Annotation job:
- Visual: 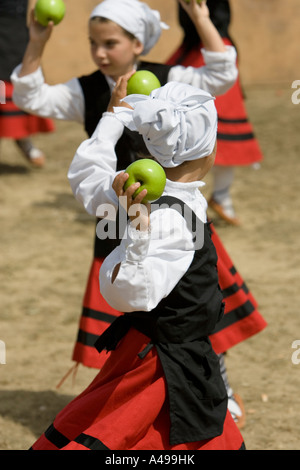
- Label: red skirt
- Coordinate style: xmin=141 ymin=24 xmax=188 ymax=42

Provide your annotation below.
xmin=0 ymin=81 xmax=54 ymax=139
xmin=32 ymin=329 xmax=245 ymax=450
xmin=72 ymin=222 xmax=267 ymax=369
xmin=166 ymin=39 xmax=263 ymax=166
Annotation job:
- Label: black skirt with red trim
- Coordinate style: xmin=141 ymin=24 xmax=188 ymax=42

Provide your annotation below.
xmin=71 ymin=222 xmax=267 ymax=369
xmin=166 ymin=38 xmax=264 ymax=166
xmin=32 ymin=328 xmax=245 ymax=450
xmin=0 ymin=81 xmax=54 ymax=139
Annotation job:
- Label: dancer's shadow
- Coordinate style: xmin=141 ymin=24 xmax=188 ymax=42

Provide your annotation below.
xmin=33 ymin=191 xmax=95 ymax=224
xmin=0 ymin=389 xmax=75 ymax=439
xmin=0 ymin=162 xmax=30 ymax=175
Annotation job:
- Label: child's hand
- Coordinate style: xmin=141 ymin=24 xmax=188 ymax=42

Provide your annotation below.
xmin=177 ymin=0 xmax=210 ymax=22
xmin=112 ymin=172 xmax=150 ymax=231
xmin=107 ymin=70 xmax=136 ymax=112
xmin=28 ymin=8 xmax=54 ymax=44
xmin=178 ymin=0 xmax=226 ymax=52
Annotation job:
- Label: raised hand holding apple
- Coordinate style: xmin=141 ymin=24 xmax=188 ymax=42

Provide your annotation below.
xmin=112 ymin=170 xmax=150 ymax=233
xmin=34 ymin=0 xmax=66 ymax=27
xmin=123 ymin=159 xmax=166 ymax=204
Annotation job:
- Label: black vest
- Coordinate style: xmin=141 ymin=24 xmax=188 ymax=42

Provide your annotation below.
xmin=78 ymin=62 xmax=172 ymax=258
xmin=95 ymin=196 xmax=227 ymax=445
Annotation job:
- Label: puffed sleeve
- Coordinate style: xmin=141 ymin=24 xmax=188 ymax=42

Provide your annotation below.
xmin=99 ymin=207 xmax=195 ymax=312
xmin=11 ymin=65 xmax=85 ymax=123
xmin=68 ymin=112 xmax=124 ymax=215
xmin=168 ymin=45 xmax=238 ymax=96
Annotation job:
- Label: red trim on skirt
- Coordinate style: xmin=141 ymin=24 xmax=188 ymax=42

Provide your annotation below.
xmin=166 ymin=39 xmax=263 ymax=166
xmin=71 ymin=223 xmax=267 ymax=369
xmin=209 ymin=224 xmax=267 ymax=353
xmin=0 ymin=81 xmax=54 ymax=139
xmin=33 ymin=329 xmax=244 ymax=450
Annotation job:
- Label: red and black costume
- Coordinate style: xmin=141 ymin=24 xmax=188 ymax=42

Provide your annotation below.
xmin=31 ymin=198 xmax=245 ymax=450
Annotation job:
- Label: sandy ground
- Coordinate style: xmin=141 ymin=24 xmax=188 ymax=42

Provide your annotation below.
xmin=1 ymin=84 xmax=299 ymax=451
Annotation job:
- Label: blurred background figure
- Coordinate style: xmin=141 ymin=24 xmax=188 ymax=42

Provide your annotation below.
xmin=166 ymin=0 xmax=267 ymax=427
xmin=167 ymin=0 xmax=263 ymax=225
xmin=0 ymin=0 xmax=54 ymax=168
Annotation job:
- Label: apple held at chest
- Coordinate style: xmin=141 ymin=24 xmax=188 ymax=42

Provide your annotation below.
xmin=127 ymin=71 xmax=161 ymax=96
xmin=123 ymin=159 xmax=166 ymax=204
xmin=35 ymin=0 xmax=66 ymax=27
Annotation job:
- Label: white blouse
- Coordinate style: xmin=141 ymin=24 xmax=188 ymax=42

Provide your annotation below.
xmin=10 ymin=46 xmax=237 ymax=122
xmin=99 ymin=180 xmax=207 ymax=313
xmin=68 ymin=112 xmax=208 ymax=313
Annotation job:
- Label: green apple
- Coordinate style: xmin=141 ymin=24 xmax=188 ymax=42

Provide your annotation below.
xmin=184 ymin=0 xmax=203 ymax=4
xmin=127 ymin=71 xmax=161 ymax=96
xmin=35 ymin=0 xmax=66 ymax=27
xmin=123 ymin=159 xmax=166 ymax=204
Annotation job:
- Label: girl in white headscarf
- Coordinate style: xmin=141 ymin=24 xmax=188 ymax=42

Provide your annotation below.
xmin=12 ymin=0 xmax=237 ymax=124
xmin=10 ymin=0 xmax=240 ymax=374
xmin=31 ymin=76 xmax=245 ymax=450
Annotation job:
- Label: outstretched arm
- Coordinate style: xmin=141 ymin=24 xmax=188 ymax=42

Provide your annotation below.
xmin=68 ymin=72 xmax=136 ymax=215
xmin=169 ymin=1 xmax=237 ymax=96
xmin=11 ymin=9 xmax=84 ymax=122
xmin=18 ymin=9 xmax=54 ymax=77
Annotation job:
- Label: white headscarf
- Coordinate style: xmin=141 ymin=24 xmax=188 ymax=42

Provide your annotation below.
xmin=90 ymin=0 xmax=169 ymax=55
xmin=113 ymin=82 xmax=218 ymax=168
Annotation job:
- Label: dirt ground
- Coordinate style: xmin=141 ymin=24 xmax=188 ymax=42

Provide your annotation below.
xmin=1 ymin=1 xmax=300 ymax=452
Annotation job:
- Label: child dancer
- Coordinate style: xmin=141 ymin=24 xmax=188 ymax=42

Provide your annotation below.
xmin=166 ymin=1 xmax=266 ymax=425
xmin=167 ymin=1 xmax=264 ymax=224
xmin=31 ymin=77 xmax=245 ymax=450
xmin=0 ymin=0 xmax=54 ymax=167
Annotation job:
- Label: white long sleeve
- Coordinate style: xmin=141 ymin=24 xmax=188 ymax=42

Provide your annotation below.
xmin=11 ymin=65 xmax=85 ymax=123
xmin=99 ymin=183 xmax=206 ymax=312
xmin=168 ymin=46 xmax=237 ymax=96
xmin=68 ymin=112 xmax=124 ymax=215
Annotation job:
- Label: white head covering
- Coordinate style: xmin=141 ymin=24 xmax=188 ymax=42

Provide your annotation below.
xmin=113 ymin=82 xmax=218 ymax=168
xmin=90 ymin=0 xmax=169 ymax=55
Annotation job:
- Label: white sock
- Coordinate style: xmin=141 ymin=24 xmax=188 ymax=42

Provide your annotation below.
xmin=211 ymin=166 xmax=235 ymax=218
xmin=218 ymin=354 xmax=243 ymax=420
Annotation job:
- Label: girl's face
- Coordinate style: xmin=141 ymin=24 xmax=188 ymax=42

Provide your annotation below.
xmin=89 ymin=20 xmax=144 ymax=82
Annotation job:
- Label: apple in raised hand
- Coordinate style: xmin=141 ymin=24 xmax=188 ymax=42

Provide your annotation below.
xmin=127 ymin=71 xmax=161 ymax=96
xmin=123 ymin=159 xmax=166 ymax=204
xmin=35 ymin=0 xmax=66 ymax=27
xmin=184 ymin=0 xmax=203 ymax=4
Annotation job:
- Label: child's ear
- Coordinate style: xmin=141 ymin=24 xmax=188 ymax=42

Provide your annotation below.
xmin=134 ymin=39 xmax=144 ymax=56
